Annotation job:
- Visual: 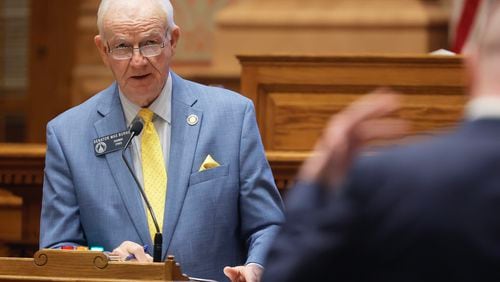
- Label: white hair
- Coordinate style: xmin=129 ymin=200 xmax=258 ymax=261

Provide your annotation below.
xmin=97 ymin=0 xmax=175 ymax=37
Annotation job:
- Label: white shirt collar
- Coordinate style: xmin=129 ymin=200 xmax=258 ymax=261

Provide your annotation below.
xmin=119 ymin=73 xmax=172 ymax=126
xmin=465 ymin=96 xmax=500 ymax=120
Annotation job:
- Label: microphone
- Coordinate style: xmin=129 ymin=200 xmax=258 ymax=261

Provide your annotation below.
xmin=121 ymin=116 xmax=163 ymax=262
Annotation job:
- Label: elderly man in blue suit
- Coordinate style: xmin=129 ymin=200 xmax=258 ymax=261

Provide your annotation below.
xmin=263 ymin=3 xmax=500 ymax=282
xmin=39 ymin=1 xmax=284 ymax=281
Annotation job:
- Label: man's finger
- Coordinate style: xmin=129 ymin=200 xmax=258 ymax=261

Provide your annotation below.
xmin=224 ymin=266 xmax=240 ymax=281
xmin=124 ymin=243 xmax=149 ymax=262
xmin=111 ymin=241 xmax=136 ymax=258
xmin=111 ymin=241 xmax=149 ymax=262
xmin=110 ymin=248 xmax=127 ymax=258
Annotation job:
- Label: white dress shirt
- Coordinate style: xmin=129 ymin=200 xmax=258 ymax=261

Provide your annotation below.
xmin=465 ymin=96 xmax=500 ymax=120
xmin=118 ymin=74 xmax=172 ymax=189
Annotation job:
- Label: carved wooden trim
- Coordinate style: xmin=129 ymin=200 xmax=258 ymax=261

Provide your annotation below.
xmin=0 ymin=249 xmax=190 ymax=281
xmin=0 ymin=143 xmax=45 ymax=187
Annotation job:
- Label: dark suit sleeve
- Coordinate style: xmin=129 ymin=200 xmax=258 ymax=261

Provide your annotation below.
xmin=238 ymin=100 xmax=285 ymax=266
xmin=39 ymin=123 xmax=86 ymax=248
xmin=262 ymin=178 xmax=366 ymax=282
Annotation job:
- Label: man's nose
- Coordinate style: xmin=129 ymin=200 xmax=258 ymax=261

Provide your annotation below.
xmin=130 ymin=48 xmax=147 ymax=66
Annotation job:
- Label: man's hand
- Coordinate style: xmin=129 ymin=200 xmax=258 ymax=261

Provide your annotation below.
xmin=299 ymin=90 xmax=408 ymax=187
xmin=224 ymin=264 xmax=263 ymax=282
xmin=110 ymin=241 xmax=152 ymax=262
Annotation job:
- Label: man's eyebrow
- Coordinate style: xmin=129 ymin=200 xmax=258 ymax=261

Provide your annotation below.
xmin=107 ymin=31 xmax=164 ymax=43
xmin=141 ymin=32 xmax=163 ymax=38
xmin=108 ymin=35 xmax=129 ymax=43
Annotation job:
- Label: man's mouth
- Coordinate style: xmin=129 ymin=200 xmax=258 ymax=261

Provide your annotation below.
xmin=130 ymin=74 xmax=151 ymax=80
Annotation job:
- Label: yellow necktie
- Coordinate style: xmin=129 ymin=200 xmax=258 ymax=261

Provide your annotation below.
xmin=138 ymin=109 xmax=167 ymax=240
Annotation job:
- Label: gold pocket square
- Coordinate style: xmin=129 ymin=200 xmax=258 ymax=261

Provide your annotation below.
xmin=199 ymin=154 xmax=220 ymax=172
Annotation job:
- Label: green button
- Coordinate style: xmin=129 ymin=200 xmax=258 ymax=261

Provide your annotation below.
xmin=90 ymin=246 xmax=104 ymax=251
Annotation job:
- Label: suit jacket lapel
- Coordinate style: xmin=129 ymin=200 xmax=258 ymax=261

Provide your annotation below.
xmin=93 ymin=84 xmax=152 ymax=247
xmin=163 ymin=73 xmax=202 ymax=257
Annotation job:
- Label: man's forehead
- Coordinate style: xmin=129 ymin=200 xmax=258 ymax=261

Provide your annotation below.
xmin=103 ymin=15 xmax=166 ymax=39
xmin=105 ymin=0 xmax=162 ymax=16
xmin=102 ymin=1 xmax=167 ymax=32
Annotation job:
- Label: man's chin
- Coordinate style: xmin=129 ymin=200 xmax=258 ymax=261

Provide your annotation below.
xmin=122 ymin=88 xmax=160 ymax=107
xmin=127 ymin=77 xmax=153 ymax=87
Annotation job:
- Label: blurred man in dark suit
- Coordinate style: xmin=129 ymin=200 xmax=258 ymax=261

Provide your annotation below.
xmin=263 ymin=2 xmax=500 ymax=282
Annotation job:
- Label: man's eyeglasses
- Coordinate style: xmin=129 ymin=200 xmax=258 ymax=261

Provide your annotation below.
xmin=107 ymin=41 xmax=167 ymax=60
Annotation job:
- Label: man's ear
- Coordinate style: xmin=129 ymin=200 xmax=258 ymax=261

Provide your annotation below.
xmin=94 ymin=35 xmax=110 ymax=67
xmin=168 ymin=25 xmax=181 ymax=55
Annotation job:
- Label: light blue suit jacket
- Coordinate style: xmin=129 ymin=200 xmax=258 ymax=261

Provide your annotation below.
xmin=40 ymin=72 xmax=284 ymax=281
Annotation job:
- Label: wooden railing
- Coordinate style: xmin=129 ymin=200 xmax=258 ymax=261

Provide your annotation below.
xmin=0 ymin=143 xmax=303 ymax=256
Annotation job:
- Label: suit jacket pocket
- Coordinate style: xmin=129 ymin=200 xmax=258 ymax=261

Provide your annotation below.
xmin=189 ymin=164 xmax=229 ymax=186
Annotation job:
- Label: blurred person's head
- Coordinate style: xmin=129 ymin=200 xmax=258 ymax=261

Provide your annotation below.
xmin=94 ymin=0 xmax=180 ymax=107
xmin=468 ymin=1 xmax=500 ymax=98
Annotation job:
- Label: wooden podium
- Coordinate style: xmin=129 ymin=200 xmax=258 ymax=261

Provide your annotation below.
xmin=0 ymin=249 xmax=190 ymax=281
xmin=239 ymin=54 xmax=467 ymax=191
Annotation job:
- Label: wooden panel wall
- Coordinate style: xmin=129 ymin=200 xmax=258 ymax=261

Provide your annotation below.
xmin=240 ymin=55 xmax=468 ymax=152
xmin=71 ymin=0 xmax=113 ymax=108
xmin=27 ymin=0 xmax=78 ymax=143
xmin=213 ymin=0 xmax=450 ymax=75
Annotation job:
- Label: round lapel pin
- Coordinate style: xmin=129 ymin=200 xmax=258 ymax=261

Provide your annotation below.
xmin=187 ymin=114 xmax=199 ymax=126
xmin=95 ymin=142 xmax=107 ymax=154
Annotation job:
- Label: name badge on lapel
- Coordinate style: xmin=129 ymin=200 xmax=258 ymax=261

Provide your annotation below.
xmin=93 ymin=130 xmax=131 ymax=156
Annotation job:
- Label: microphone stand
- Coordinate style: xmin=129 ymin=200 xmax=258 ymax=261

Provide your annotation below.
xmin=121 ymin=122 xmax=163 ymax=262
